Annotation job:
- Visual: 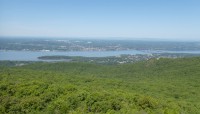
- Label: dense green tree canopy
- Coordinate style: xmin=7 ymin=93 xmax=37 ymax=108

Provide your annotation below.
xmin=0 ymin=57 xmax=200 ymax=113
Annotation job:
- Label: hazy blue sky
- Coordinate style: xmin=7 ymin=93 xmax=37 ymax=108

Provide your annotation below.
xmin=0 ymin=0 xmax=200 ymax=40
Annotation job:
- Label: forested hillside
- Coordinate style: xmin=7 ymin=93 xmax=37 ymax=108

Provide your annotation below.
xmin=0 ymin=57 xmax=200 ymax=114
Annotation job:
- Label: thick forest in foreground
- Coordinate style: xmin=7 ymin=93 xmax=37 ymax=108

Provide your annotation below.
xmin=0 ymin=57 xmax=200 ymax=114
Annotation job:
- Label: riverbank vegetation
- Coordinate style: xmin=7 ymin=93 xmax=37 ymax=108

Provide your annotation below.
xmin=0 ymin=57 xmax=200 ymax=113
xmin=38 ymin=53 xmax=200 ymax=64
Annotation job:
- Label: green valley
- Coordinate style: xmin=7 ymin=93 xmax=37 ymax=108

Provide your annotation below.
xmin=0 ymin=57 xmax=200 ymax=114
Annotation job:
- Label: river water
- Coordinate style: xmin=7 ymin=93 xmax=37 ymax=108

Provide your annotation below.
xmin=0 ymin=50 xmax=200 ymax=61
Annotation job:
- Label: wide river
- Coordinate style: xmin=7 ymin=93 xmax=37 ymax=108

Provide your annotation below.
xmin=1 ymin=50 xmax=200 ymax=61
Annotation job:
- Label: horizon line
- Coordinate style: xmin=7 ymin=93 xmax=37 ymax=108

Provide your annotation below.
xmin=0 ymin=36 xmax=200 ymax=42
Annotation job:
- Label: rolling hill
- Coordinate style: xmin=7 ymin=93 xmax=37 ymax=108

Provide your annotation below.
xmin=0 ymin=57 xmax=200 ymax=113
